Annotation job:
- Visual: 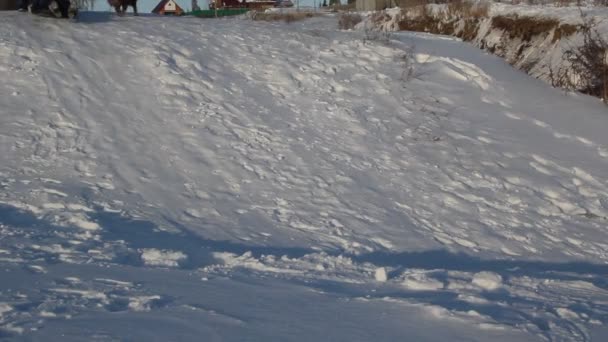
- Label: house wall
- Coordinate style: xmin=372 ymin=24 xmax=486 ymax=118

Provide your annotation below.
xmin=165 ymin=0 xmax=176 ymax=11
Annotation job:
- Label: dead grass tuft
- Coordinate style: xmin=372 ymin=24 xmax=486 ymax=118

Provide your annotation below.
xmin=552 ymin=23 xmax=578 ymax=42
xmin=491 ymin=15 xmax=560 ymax=41
xmin=446 ymin=0 xmax=489 ymax=20
xmin=457 ymin=19 xmax=480 ymax=41
xmin=399 ymin=5 xmax=455 ymax=36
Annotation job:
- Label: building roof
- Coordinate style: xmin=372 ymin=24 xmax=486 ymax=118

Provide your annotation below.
xmin=152 ymin=0 xmax=184 ymax=13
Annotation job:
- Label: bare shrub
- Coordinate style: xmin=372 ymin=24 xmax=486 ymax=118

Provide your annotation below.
xmin=550 ymin=14 xmax=608 ymax=101
xmin=338 ymin=13 xmax=363 ymax=30
xmin=548 ymin=63 xmax=571 ymax=89
xmin=363 ymin=27 xmax=393 ymax=45
xmin=564 ymin=16 xmax=608 ymax=100
xmin=397 ymin=47 xmax=416 ymax=82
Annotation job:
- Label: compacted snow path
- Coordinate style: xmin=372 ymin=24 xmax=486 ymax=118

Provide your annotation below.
xmin=1 ymin=12 xmax=608 ymax=341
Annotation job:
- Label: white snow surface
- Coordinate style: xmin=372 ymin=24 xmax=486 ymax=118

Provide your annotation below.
xmin=1 ymin=11 xmax=608 ymax=341
xmin=140 ymin=248 xmax=187 ymax=267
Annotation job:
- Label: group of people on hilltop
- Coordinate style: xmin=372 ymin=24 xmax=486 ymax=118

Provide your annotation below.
xmin=17 ymin=0 xmax=76 ymax=18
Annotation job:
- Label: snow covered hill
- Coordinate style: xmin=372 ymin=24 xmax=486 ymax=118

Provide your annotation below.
xmin=1 ymin=11 xmax=608 ymax=341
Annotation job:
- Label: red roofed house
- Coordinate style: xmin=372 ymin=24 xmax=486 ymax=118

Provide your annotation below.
xmin=152 ymin=0 xmax=185 ymax=15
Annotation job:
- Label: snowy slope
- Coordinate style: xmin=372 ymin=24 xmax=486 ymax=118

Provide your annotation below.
xmin=1 ymin=11 xmax=608 ymax=341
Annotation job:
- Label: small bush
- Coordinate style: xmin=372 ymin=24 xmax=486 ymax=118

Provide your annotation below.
xmin=338 ymin=13 xmax=363 ymax=30
xmin=363 ymin=27 xmax=393 ymax=45
xmin=564 ymin=17 xmax=608 ymax=100
xmin=397 ymin=48 xmax=416 ymax=82
xmin=550 ymin=14 xmax=608 ymax=102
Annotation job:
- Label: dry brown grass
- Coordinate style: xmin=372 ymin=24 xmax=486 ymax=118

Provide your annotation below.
xmin=399 ymin=5 xmax=456 ymax=35
xmin=491 ymin=15 xmax=560 ymax=41
xmin=398 ymin=4 xmax=574 ymax=45
xmin=399 ymin=17 xmax=456 ymax=36
xmin=552 ymin=23 xmax=578 ymax=42
xmin=396 ymin=1 xmax=487 ymax=38
xmin=457 ymin=19 xmax=480 ymax=41
xmin=446 ymin=0 xmax=489 ymax=20
xmin=251 ymin=11 xmax=320 ymax=23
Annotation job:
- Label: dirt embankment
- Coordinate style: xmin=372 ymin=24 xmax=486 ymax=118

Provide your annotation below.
xmin=363 ymin=4 xmax=595 ymax=95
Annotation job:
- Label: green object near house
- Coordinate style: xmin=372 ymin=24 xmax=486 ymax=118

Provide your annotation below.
xmin=189 ymin=8 xmax=250 ymax=18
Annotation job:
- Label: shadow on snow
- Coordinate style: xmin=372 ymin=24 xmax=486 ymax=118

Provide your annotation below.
xmin=1 ymin=203 xmax=607 ymax=278
xmin=1 ymin=203 xmax=605 ymax=340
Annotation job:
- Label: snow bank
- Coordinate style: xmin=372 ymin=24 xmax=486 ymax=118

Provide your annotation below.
xmin=128 ymin=296 xmax=162 ymax=312
xmin=0 ymin=303 xmax=12 ymax=316
xmin=140 ymin=249 xmax=187 ymax=267
xmin=400 ymin=270 xmax=445 ymax=291
xmin=360 ymin=3 xmax=608 ymax=95
xmin=374 ymin=267 xmax=388 ymax=282
xmin=471 ymin=271 xmax=503 ymax=291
